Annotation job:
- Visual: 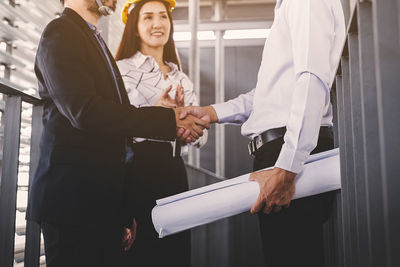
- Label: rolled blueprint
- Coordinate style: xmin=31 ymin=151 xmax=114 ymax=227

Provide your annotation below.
xmin=152 ymin=149 xmax=341 ymax=238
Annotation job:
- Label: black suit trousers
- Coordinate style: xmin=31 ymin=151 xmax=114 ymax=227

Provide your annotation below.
xmin=253 ymin=135 xmax=334 ymax=267
xmin=41 ymin=223 xmax=124 ymax=267
xmin=123 ymin=141 xmax=191 ymax=267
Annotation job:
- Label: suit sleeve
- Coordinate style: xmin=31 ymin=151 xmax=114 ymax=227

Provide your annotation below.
xmin=36 ymin=19 xmax=176 ymax=141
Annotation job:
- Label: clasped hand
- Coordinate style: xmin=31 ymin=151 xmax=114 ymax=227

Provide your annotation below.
xmin=155 ymin=86 xmax=212 ymax=143
xmin=174 ymin=106 xmax=218 ymax=143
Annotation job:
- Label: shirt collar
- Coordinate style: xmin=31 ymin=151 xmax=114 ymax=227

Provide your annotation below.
xmin=86 ymin=21 xmax=102 ymax=36
xmin=132 ymin=51 xmax=153 ymax=71
xmin=129 ymin=51 xmax=179 ymax=75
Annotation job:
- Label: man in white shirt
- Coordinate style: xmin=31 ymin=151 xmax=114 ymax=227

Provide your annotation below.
xmin=181 ymin=0 xmax=346 ymax=266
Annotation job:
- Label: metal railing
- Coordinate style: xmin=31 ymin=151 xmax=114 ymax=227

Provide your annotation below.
xmin=0 ymin=81 xmax=43 ymax=267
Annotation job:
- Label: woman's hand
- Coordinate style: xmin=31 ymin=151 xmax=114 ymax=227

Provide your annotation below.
xmin=156 ymin=85 xmax=185 ymax=108
xmin=175 ymin=84 xmax=185 ymax=107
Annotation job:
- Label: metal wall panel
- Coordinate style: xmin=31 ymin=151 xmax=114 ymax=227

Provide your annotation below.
xmin=332 ymin=2 xmax=400 ymax=266
xmin=357 ymin=2 xmax=387 ymax=266
xmin=371 ymin=0 xmax=400 ymax=266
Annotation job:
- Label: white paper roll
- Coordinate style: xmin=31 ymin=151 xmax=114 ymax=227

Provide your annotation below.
xmin=152 ymin=149 xmax=341 ymax=238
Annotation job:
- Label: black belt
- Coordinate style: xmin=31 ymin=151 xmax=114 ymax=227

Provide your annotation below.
xmin=132 ymin=140 xmax=181 ymax=158
xmin=248 ymin=126 xmax=333 ymax=156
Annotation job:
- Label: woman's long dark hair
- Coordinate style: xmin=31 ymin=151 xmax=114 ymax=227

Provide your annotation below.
xmin=115 ymin=0 xmax=180 ymax=70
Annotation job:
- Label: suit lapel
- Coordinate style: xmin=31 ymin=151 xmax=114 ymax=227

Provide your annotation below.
xmin=62 ymin=8 xmax=130 ymax=105
xmin=103 ymin=44 xmax=131 ymax=105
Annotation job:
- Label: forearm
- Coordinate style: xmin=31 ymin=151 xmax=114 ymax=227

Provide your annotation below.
xmin=211 ymin=89 xmax=255 ymax=125
xmin=275 ymin=73 xmax=329 ymax=173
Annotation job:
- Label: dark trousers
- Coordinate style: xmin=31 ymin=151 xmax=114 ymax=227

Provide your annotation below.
xmin=253 ymin=135 xmax=334 ymax=267
xmin=41 ymin=222 xmax=124 ymax=267
xmin=123 ymin=141 xmax=191 ymax=267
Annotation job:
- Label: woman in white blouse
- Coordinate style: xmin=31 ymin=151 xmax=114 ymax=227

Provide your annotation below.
xmin=115 ymin=0 xmax=206 ymax=266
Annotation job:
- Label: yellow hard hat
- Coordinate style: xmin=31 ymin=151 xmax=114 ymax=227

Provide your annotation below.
xmin=122 ymin=0 xmax=176 ymax=24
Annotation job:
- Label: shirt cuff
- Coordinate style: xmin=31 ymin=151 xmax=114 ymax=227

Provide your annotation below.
xmin=211 ymin=103 xmax=233 ymax=124
xmin=274 ymin=144 xmax=309 ymax=174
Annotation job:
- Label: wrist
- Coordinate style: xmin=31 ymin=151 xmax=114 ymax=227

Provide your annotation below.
xmin=275 ymin=167 xmax=296 ymax=182
xmin=173 ymin=107 xmax=182 ymax=127
xmin=205 ymin=106 xmax=219 ymax=123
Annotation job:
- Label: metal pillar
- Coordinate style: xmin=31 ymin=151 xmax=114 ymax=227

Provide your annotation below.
xmin=214 ymin=0 xmax=225 ymax=177
xmin=188 ymin=0 xmax=200 ymax=167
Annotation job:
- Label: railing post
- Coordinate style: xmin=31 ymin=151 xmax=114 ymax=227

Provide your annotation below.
xmin=372 ymin=0 xmax=400 ymax=265
xmin=0 ymin=95 xmax=22 ymax=267
xmin=358 ymin=1 xmax=387 ymax=266
xmin=332 ymin=71 xmax=346 ymax=266
xmin=335 ymin=71 xmax=348 ymax=267
xmin=24 ymin=105 xmax=43 ymax=267
xmin=342 ymin=41 xmax=360 ymax=267
xmin=348 ymin=7 xmax=372 ymax=267
xmin=331 ymin=82 xmax=339 ymax=149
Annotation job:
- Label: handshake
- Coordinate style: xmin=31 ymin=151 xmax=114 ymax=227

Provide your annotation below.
xmin=173 ymin=106 xmax=219 ymax=143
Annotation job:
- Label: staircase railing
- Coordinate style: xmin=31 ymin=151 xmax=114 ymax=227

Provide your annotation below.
xmin=0 ymin=81 xmax=43 ymax=267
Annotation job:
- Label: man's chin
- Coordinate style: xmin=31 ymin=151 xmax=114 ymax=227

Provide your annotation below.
xmin=109 ymin=3 xmax=117 ymax=12
xmin=107 ymin=1 xmax=117 ymax=12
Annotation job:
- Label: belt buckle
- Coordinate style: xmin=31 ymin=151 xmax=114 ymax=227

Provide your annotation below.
xmin=248 ymin=137 xmax=258 ymax=156
xmin=249 ymin=135 xmax=264 ymax=156
xmin=248 ymin=141 xmax=253 ymax=156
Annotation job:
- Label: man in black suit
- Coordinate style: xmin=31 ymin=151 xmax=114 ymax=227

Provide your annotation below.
xmin=26 ymin=0 xmax=208 ymax=266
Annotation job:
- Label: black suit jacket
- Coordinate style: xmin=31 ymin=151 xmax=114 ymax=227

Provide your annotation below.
xmin=26 ymin=8 xmax=176 ymax=227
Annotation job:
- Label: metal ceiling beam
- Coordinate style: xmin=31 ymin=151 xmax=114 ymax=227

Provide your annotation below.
xmin=175 ymin=38 xmax=266 ymax=48
xmin=176 ymin=0 xmax=275 ymax=8
xmin=174 ymin=19 xmax=273 ymax=31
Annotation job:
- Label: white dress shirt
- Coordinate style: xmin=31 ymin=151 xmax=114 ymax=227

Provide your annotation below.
xmin=212 ymin=0 xmax=345 ymax=173
xmin=117 ymin=51 xmax=208 ymax=149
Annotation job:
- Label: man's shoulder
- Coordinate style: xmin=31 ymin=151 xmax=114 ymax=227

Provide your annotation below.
xmin=41 ymin=15 xmax=83 ymax=40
